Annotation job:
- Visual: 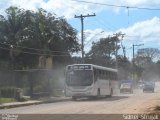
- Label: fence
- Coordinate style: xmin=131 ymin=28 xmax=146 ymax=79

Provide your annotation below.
xmin=0 ymin=69 xmax=65 ymax=100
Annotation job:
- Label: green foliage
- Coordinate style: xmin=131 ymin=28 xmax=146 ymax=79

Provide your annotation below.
xmin=135 ymin=48 xmax=160 ymax=80
xmin=156 ymin=106 xmax=160 ymax=110
xmin=0 ymin=7 xmax=80 ymax=69
xmin=117 ymin=55 xmax=132 ymax=80
xmin=85 ymin=33 xmax=133 ymax=79
xmin=135 ymin=48 xmax=160 ymax=67
xmin=85 ymin=35 xmax=120 ymax=67
xmin=0 ymin=87 xmax=16 ymax=98
xmin=0 ymin=98 xmax=15 ymax=104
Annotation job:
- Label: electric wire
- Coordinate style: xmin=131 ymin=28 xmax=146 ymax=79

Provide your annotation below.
xmin=0 ymin=46 xmax=71 ymax=57
xmin=71 ymin=0 xmax=160 ymax=11
xmin=0 ymin=42 xmax=69 ymax=54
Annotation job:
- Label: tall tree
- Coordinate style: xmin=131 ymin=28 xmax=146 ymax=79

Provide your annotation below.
xmin=0 ymin=7 xmax=80 ymax=69
xmin=117 ymin=55 xmax=131 ymax=80
xmin=134 ymin=48 xmax=160 ymax=80
xmin=135 ymin=48 xmax=160 ymax=67
xmin=85 ymin=35 xmax=120 ymax=67
xmin=0 ymin=7 xmax=24 ymax=69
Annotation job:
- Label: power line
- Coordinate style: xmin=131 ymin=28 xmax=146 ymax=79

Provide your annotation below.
xmin=0 ymin=46 xmax=70 ymax=57
xmin=0 ymin=42 xmax=69 ymax=54
xmin=78 ymin=4 xmax=117 ymax=31
xmin=69 ymin=1 xmax=113 ymax=30
xmin=93 ymin=17 xmax=115 ymax=31
xmin=113 ymin=32 xmax=125 ymax=69
xmin=125 ymin=35 xmax=160 ymax=38
xmin=85 ymin=31 xmax=104 ymax=46
xmin=71 ymin=0 xmax=160 ymax=10
xmin=68 ymin=1 xmax=117 ymax=31
xmin=75 ymin=13 xmax=96 ymax=63
xmin=68 ymin=3 xmax=117 ymax=35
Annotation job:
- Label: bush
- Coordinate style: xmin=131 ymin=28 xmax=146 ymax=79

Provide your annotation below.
xmin=0 ymin=98 xmax=15 ymax=104
xmin=155 ymin=106 xmax=160 ymax=111
xmin=0 ymin=87 xmax=17 ymax=98
xmin=0 ymin=87 xmax=29 ymax=102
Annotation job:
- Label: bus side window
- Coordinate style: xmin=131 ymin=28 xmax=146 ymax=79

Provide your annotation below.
xmin=94 ymin=69 xmax=98 ymax=81
xmin=113 ymin=73 xmax=116 ymax=80
xmin=101 ymin=70 xmax=103 ymax=79
xmin=97 ymin=69 xmax=100 ymax=79
xmin=103 ymin=71 xmax=106 ymax=79
xmin=111 ymin=73 xmax=113 ymax=80
xmin=115 ymin=72 xmax=118 ymax=80
xmin=103 ymin=70 xmax=105 ymax=79
xmin=109 ymin=72 xmax=112 ymax=80
xmin=98 ymin=69 xmax=102 ymax=79
xmin=103 ymin=71 xmax=106 ymax=80
xmin=94 ymin=69 xmax=96 ymax=75
xmin=110 ymin=72 xmax=112 ymax=80
xmin=106 ymin=71 xmax=109 ymax=79
xmin=108 ymin=72 xmax=110 ymax=80
xmin=101 ymin=70 xmax=104 ymax=79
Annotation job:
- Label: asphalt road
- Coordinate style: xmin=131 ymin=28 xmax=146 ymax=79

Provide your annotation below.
xmin=1 ymin=89 xmax=160 ymax=114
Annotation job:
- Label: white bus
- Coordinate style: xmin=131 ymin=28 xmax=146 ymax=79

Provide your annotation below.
xmin=65 ymin=64 xmax=118 ymax=100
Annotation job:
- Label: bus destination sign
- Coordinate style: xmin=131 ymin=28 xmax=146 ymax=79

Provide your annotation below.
xmin=68 ymin=65 xmax=91 ymax=70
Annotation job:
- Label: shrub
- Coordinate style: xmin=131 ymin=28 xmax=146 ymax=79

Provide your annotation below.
xmin=0 ymin=87 xmax=17 ymax=98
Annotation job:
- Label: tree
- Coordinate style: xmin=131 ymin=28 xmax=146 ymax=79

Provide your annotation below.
xmin=85 ymin=35 xmax=121 ymax=67
xmin=134 ymin=48 xmax=160 ymax=80
xmin=156 ymin=61 xmax=160 ymax=80
xmin=0 ymin=6 xmax=24 ymax=69
xmin=117 ymin=55 xmax=131 ymax=80
xmin=135 ymin=48 xmax=160 ymax=67
xmin=0 ymin=7 xmax=80 ymax=69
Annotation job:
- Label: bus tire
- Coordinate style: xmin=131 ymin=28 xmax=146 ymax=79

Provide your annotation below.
xmin=130 ymin=90 xmax=133 ymax=94
xmin=108 ymin=88 xmax=113 ymax=97
xmin=97 ymin=88 xmax=100 ymax=97
xmin=72 ymin=96 xmax=77 ymax=101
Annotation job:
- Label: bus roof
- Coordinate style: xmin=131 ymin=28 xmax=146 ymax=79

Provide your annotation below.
xmin=66 ymin=64 xmax=117 ymax=72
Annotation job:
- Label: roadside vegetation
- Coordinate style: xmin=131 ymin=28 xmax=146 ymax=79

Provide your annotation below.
xmin=0 ymin=6 xmax=160 ymax=102
xmin=155 ymin=106 xmax=160 ymax=110
xmin=0 ymin=98 xmax=16 ymax=104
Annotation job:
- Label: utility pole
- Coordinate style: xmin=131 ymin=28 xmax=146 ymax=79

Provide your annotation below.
xmin=120 ymin=34 xmax=126 ymax=58
xmin=132 ymin=43 xmax=144 ymax=80
xmin=132 ymin=44 xmax=144 ymax=66
xmin=124 ymin=47 xmax=126 ymax=58
xmin=113 ymin=33 xmax=125 ymax=70
xmin=75 ymin=13 xmax=96 ymax=63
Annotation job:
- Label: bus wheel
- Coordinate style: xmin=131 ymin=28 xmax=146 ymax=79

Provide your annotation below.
xmin=108 ymin=88 xmax=113 ymax=98
xmin=97 ymin=89 xmax=100 ymax=97
xmin=72 ymin=96 xmax=77 ymax=101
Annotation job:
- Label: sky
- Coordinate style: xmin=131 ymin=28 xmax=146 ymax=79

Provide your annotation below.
xmin=0 ymin=0 xmax=160 ymax=59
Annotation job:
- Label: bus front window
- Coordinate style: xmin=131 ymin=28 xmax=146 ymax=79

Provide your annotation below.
xmin=66 ymin=70 xmax=93 ymax=86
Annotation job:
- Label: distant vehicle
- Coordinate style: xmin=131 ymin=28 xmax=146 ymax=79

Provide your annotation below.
xmin=138 ymin=80 xmax=144 ymax=89
xmin=120 ymin=80 xmax=133 ymax=93
xmin=65 ymin=64 xmax=118 ymax=100
xmin=138 ymin=84 xmax=144 ymax=89
xmin=143 ymin=81 xmax=155 ymax=92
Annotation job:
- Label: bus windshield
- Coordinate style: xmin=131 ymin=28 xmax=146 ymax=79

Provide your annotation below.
xmin=66 ymin=70 xmax=93 ymax=86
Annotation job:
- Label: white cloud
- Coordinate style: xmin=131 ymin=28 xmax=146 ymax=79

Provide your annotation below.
xmin=118 ymin=17 xmax=160 ymax=58
xmin=119 ymin=17 xmax=160 ymax=44
xmin=82 ymin=17 xmax=160 ymax=55
xmin=122 ymin=0 xmax=160 ymax=8
xmin=1 ymin=0 xmax=160 ymax=58
xmin=0 ymin=0 xmax=159 ymax=42
xmin=82 ymin=28 xmax=113 ymax=52
xmin=1 ymin=0 xmax=160 ymax=19
xmin=0 ymin=0 xmax=108 ymax=19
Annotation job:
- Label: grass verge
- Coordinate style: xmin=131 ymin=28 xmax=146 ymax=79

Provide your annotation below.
xmin=0 ymin=98 xmax=16 ymax=104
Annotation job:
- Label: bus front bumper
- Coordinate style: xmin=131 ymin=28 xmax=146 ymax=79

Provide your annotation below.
xmin=65 ymin=87 xmax=94 ymax=97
